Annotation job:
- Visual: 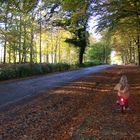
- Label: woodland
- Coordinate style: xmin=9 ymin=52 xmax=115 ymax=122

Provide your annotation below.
xmin=0 ymin=0 xmax=140 ymax=65
xmin=0 ymin=1 xmax=140 ymax=139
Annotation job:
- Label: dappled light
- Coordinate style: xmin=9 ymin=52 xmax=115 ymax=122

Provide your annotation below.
xmin=0 ymin=66 xmax=140 ymax=139
xmin=0 ymin=0 xmax=140 ymax=139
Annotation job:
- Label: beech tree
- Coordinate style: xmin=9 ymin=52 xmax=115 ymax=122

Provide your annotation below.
xmin=50 ymin=0 xmax=94 ymax=64
xmin=93 ymin=0 xmax=140 ymax=65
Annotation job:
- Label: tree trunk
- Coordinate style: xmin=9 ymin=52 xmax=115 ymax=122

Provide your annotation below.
xmin=77 ymin=25 xmax=87 ymax=64
xmin=30 ymin=15 xmax=34 ymax=64
xmin=39 ymin=10 xmax=42 ymax=63
xmin=0 ymin=49 xmax=3 ymax=63
xmin=54 ymin=30 xmax=59 ymax=63
xmin=34 ymin=35 xmax=38 ymax=63
xmin=138 ymin=35 xmax=140 ymax=65
xmin=58 ymin=33 xmax=61 ymax=63
xmin=50 ymin=29 xmax=54 ymax=63
xmin=14 ymin=46 xmax=17 ymax=64
xmin=68 ymin=44 xmax=71 ymax=64
xmin=129 ymin=41 xmax=132 ymax=63
xmin=19 ymin=14 xmax=22 ymax=63
xmin=3 ymin=3 xmax=8 ymax=64
xmin=46 ymin=42 xmax=49 ymax=63
xmin=104 ymin=45 xmax=107 ymax=64
xmin=79 ymin=47 xmax=85 ymax=64
xmin=30 ymin=28 xmax=34 ymax=63
xmin=46 ymin=54 xmax=49 ymax=63
xmin=8 ymin=47 xmax=11 ymax=63
xmin=3 ymin=41 xmax=7 ymax=64
xmin=22 ymin=21 xmax=27 ymax=63
xmin=132 ymin=47 xmax=135 ymax=63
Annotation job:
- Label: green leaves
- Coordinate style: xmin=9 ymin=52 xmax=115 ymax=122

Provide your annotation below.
xmin=86 ymin=42 xmax=111 ymax=63
xmin=93 ymin=0 xmax=140 ymax=65
xmin=94 ymin=0 xmax=140 ymax=32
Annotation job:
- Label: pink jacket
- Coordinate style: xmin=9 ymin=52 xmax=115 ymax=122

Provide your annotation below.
xmin=114 ymin=83 xmax=130 ymax=99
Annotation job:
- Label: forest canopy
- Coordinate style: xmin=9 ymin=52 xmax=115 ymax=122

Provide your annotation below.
xmin=0 ymin=0 xmax=140 ymax=65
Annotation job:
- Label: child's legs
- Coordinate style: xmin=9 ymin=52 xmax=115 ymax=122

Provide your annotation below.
xmin=125 ymin=99 xmax=129 ymax=108
xmin=116 ymin=96 xmax=120 ymax=104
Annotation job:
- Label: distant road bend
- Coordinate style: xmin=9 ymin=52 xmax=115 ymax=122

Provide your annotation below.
xmin=0 ymin=65 xmax=112 ymax=108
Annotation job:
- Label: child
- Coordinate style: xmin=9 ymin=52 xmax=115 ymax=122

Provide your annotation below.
xmin=114 ymin=75 xmax=130 ymax=109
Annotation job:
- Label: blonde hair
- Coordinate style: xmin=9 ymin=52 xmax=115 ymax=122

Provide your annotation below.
xmin=119 ymin=75 xmax=128 ymax=87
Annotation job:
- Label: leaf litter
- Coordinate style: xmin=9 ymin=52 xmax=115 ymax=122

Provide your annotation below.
xmin=0 ymin=66 xmax=140 ymax=140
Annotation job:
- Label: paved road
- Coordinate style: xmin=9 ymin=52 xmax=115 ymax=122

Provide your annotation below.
xmin=0 ymin=65 xmax=112 ymax=108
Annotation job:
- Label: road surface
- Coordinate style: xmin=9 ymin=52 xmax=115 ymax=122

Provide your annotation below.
xmin=0 ymin=65 xmax=112 ymax=108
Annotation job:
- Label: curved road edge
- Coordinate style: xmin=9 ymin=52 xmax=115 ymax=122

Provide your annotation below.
xmin=0 ymin=65 xmax=113 ymax=109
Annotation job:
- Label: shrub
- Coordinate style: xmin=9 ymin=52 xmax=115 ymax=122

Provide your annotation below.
xmin=30 ymin=64 xmax=43 ymax=75
xmin=16 ymin=64 xmax=32 ymax=77
xmin=0 ymin=68 xmax=16 ymax=80
xmin=0 ymin=62 xmax=102 ymax=81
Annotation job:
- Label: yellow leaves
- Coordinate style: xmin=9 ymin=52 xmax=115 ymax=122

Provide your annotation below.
xmin=61 ymin=0 xmax=88 ymax=24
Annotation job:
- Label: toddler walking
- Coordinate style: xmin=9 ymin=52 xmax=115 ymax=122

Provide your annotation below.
xmin=114 ymin=75 xmax=130 ymax=109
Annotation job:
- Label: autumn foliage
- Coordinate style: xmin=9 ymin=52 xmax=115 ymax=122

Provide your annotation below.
xmin=0 ymin=66 xmax=140 ymax=139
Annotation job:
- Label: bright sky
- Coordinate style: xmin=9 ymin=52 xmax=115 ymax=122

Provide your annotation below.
xmin=88 ymin=16 xmax=101 ymax=41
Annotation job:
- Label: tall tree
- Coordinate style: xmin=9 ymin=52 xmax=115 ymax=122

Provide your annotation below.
xmin=50 ymin=0 xmax=93 ymax=64
xmin=93 ymin=0 xmax=140 ymax=65
xmin=1 ymin=1 xmax=9 ymax=63
xmin=62 ymin=0 xmax=92 ymax=64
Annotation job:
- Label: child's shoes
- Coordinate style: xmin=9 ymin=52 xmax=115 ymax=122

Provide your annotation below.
xmin=116 ymin=100 xmax=119 ymax=105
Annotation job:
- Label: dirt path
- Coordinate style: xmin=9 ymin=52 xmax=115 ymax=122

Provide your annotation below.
xmin=0 ymin=66 xmax=140 ymax=140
